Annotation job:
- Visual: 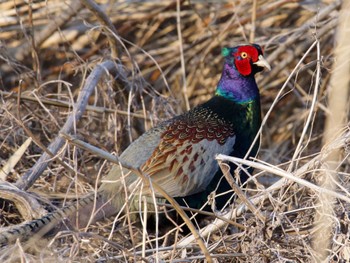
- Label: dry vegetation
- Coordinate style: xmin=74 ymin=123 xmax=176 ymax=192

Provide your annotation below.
xmin=0 ymin=0 xmax=349 ymax=262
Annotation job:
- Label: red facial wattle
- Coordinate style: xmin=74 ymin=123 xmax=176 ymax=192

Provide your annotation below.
xmin=234 ymin=46 xmax=260 ymax=76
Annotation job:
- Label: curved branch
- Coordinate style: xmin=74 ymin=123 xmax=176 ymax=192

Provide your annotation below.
xmin=16 ymin=60 xmax=119 ymax=190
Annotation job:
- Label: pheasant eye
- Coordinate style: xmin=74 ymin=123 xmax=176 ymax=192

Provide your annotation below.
xmin=241 ymin=52 xmax=248 ymax=59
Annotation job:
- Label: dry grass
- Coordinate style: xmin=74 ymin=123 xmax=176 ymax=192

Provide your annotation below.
xmin=0 ymin=0 xmax=349 ymax=262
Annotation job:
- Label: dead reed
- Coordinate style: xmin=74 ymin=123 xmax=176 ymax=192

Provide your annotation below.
xmin=0 ymin=0 xmax=349 ymax=262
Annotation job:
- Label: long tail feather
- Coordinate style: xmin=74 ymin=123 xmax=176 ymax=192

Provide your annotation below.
xmin=0 ymin=191 xmax=117 ymax=246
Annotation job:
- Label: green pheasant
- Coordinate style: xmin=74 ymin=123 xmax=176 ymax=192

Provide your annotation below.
xmin=0 ymin=44 xmax=270 ymax=246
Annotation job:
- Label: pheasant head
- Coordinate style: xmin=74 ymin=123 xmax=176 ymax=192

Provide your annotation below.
xmin=216 ymin=44 xmax=270 ymax=103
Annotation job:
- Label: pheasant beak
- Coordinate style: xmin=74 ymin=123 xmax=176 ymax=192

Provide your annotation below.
xmin=254 ymin=55 xmax=271 ymax=71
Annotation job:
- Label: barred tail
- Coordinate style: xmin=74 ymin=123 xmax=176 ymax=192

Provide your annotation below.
xmin=0 ymin=191 xmax=117 ymax=247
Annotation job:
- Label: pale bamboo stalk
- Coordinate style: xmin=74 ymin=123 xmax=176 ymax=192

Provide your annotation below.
xmin=311 ymin=0 xmax=350 ymax=261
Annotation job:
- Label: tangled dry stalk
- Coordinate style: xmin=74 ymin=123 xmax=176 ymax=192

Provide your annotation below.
xmin=0 ymin=0 xmax=349 ymax=262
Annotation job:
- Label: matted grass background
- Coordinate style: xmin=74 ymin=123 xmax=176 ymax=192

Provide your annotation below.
xmin=0 ymin=0 xmax=349 ymax=262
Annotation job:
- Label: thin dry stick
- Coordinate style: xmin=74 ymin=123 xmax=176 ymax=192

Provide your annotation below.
xmin=0 ymin=90 xmax=148 ymax=119
xmin=176 ymin=0 xmax=190 ymax=111
xmin=79 ymin=0 xmax=119 ymax=59
xmin=0 ymin=137 xmax=32 ymax=181
xmin=158 ymin=202 xmax=244 ymax=229
xmin=249 ymin=0 xmax=257 ymax=42
xmin=216 ymin=154 xmax=350 ymax=204
xmin=16 ymin=60 xmax=118 ymax=190
xmin=142 ymin=196 xmax=147 ymax=260
xmin=312 ymin=0 xmax=350 ymax=261
xmin=218 ymin=162 xmax=265 ymax=223
xmin=288 ymin=40 xmax=321 ymax=172
xmin=27 ymin=0 xmax=41 ymax=84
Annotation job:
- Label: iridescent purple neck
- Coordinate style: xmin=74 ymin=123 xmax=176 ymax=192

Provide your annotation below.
xmin=215 ymin=63 xmax=259 ymax=104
